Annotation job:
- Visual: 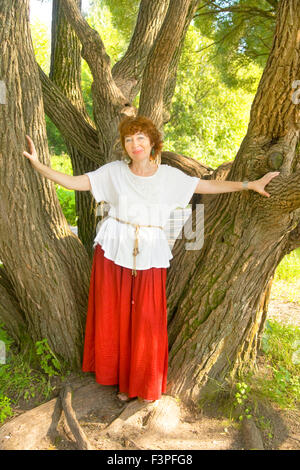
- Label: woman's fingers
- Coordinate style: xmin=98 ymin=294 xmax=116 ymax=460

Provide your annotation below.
xmin=263 ymin=171 xmax=280 ymax=182
xmin=24 ymin=135 xmax=38 ymax=160
xmin=259 ymin=171 xmax=280 ymax=197
xmin=25 ymin=135 xmax=35 ymax=154
xmin=251 ymin=171 xmax=280 ymax=197
xmin=23 ymin=149 xmax=32 ymax=159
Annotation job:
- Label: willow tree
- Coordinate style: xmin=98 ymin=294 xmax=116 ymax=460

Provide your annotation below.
xmin=0 ymin=0 xmax=299 ymax=410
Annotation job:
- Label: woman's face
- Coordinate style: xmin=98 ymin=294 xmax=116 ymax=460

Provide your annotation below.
xmin=124 ymin=132 xmax=153 ymax=163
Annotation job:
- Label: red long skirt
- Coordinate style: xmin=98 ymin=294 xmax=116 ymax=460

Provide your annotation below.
xmin=82 ymin=244 xmax=168 ymax=400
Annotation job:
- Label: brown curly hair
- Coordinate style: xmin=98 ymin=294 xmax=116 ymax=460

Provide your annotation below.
xmin=118 ymin=116 xmax=163 ymax=162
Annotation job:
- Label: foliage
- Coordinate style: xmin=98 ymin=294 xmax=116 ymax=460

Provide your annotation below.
xmin=0 ymin=323 xmax=14 ymax=353
xmin=55 ymin=187 xmax=77 ymax=226
xmin=50 ymin=154 xmax=73 ymax=174
xmin=258 ymin=320 xmax=300 ymax=408
xmin=81 ymin=60 xmax=94 ymax=120
xmin=270 ymin=248 xmax=300 ymax=305
xmin=274 ymin=248 xmax=300 ymax=282
xmin=239 ymin=320 xmax=300 ymax=412
xmin=35 ymin=339 xmax=62 ymax=378
xmin=29 ymin=3 xmax=265 ymax=169
xmin=164 ymin=26 xmax=262 ymax=168
xmin=194 ymin=0 xmax=277 ymax=89
xmin=91 ymin=0 xmax=139 ymax=45
xmin=46 ymin=117 xmax=67 ymax=155
xmin=30 ymin=17 xmax=51 ymax=74
xmin=232 ymin=382 xmax=252 ymax=421
xmin=88 ymin=0 xmax=132 ymax=64
xmin=0 ymin=325 xmax=68 ymax=423
xmin=0 ymin=394 xmax=13 ymax=423
xmin=50 ymin=155 xmax=77 ymax=225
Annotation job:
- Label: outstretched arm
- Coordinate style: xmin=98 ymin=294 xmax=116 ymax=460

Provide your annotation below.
xmin=194 ymin=172 xmax=280 ymax=198
xmin=23 ymin=135 xmax=91 ymax=191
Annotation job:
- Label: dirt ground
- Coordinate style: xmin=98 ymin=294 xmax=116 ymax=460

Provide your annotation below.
xmin=1 ymin=296 xmax=299 ymax=451
xmin=267 ymin=298 xmax=300 ymax=327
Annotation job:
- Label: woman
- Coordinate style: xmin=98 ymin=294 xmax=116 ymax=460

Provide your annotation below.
xmin=23 ymin=116 xmax=280 ymax=403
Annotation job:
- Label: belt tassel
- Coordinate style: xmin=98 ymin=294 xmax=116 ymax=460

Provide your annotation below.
xmin=109 ymin=216 xmax=163 ymax=277
xmin=132 ymin=225 xmax=140 ymax=277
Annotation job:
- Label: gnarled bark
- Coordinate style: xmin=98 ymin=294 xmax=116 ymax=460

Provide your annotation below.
xmin=0 ymin=268 xmax=26 ymax=344
xmin=0 ymin=0 xmax=91 ymax=367
xmin=138 ymin=0 xmax=199 ymax=127
xmin=1 ymin=0 xmax=300 ymax=412
xmin=112 ymin=0 xmax=169 ymax=102
xmin=165 ymin=0 xmax=300 ymax=403
xmin=50 ymin=0 xmax=98 ymax=257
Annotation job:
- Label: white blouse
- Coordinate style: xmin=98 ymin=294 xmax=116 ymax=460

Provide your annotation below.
xmin=85 ymin=160 xmax=200 ymax=270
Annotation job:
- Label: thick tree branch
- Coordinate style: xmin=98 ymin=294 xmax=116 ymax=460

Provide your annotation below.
xmin=269 ymin=170 xmax=300 ymax=213
xmin=286 ymin=218 xmax=300 ymax=252
xmin=112 ymin=0 xmax=169 ymax=102
xmin=195 ymin=3 xmax=275 ymax=20
xmin=39 ymin=66 xmax=103 ymax=164
xmin=60 ymin=0 xmax=112 ymax=87
xmin=162 ymin=0 xmax=201 ymax=122
xmin=248 ymin=0 xmax=300 ymax=138
xmin=161 ymin=150 xmax=213 ymax=177
xmin=50 ymin=0 xmax=90 ymax=121
xmin=61 ymin=0 xmax=128 ymax=144
xmin=49 ymin=0 xmax=99 ymax=257
xmin=139 ymin=0 xmax=199 ymax=127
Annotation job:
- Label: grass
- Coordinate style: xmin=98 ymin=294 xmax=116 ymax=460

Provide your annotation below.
xmin=271 ymin=278 xmax=300 ymax=305
xmin=0 ymin=326 xmax=70 ymax=424
xmin=254 ymin=320 xmax=300 ymax=409
xmin=274 ymin=248 xmax=300 ymax=283
xmin=270 ymin=248 xmax=300 ymax=304
xmin=200 ymin=319 xmax=300 ymax=432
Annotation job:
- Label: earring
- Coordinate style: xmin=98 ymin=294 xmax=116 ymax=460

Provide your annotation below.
xmin=150 ymin=147 xmax=161 ymax=166
xmin=155 ymin=153 xmax=161 ymax=166
xmin=122 ymin=153 xmax=131 ymax=164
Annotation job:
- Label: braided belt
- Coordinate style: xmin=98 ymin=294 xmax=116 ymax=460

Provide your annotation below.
xmin=110 ymin=216 xmax=164 ymax=276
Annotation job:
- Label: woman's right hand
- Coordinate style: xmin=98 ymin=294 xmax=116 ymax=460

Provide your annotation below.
xmin=23 ymin=135 xmax=39 ymax=165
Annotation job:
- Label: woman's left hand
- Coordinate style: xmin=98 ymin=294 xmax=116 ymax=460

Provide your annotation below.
xmin=250 ymin=171 xmax=280 ymax=197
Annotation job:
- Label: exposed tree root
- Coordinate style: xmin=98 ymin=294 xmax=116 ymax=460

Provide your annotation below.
xmin=99 ymin=395 xmax=182 ymax=450
xmin=0 ymin=380 xmax=262 ymax=450
xmin=0 ymin=381 xmax=184 ymax=450
xmin=241 ymin=418 xmax=264 ymax=450
xmin=60 ymin=385 xmax=93 ymax=450
xmin=0 ymin=395 xmax=62 ymax=450
xmin=0 ymin=381 xmax=100 ymax=450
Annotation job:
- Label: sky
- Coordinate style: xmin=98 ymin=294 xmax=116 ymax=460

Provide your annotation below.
xmin=30 ymin=0 xmax=91 ymax=28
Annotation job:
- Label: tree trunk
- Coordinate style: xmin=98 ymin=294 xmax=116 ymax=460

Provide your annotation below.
xmin=49 ymin=0 xmax=98 ymax=258
xmin=165 ymin=0 xmax=300 ymax=403
xmin=0 ymin=0 xmax=91 ymax=367
xmin=1 ymin=0 xmax=300 ymax=408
